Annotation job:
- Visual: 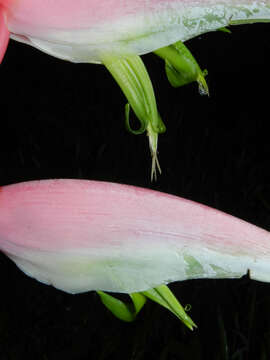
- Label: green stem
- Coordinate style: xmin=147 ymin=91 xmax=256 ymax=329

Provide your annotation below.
xmin=101 ymin=54 xmax=166 ymax=180
xmin=142 ymin=284 xmax=197 ymax=330
xmin=98 ymin=284 xmax=196 ymax=330
xmin=154 ymin=40 xmax=209 ymax=96
xmin=97 ymin=291 xmax=147 ymax=322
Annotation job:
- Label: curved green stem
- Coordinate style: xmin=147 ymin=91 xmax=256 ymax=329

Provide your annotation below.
xmin=101 ymin=54 xmax=166 ymax=181
xmin=154 ymin=40 xmax=209 ymax=96
xmin=97 ymin=284 xmax=196 ymax=330
xmin=142 ymin=284 xmax=196 ymax=330
xmin=97 ymin=290 xmax=147 ymax=322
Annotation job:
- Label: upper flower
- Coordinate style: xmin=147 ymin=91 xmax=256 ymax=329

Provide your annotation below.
xmin=1 ymin=0 xmax=270 ymax=63
xmin=1 ymin=1 xmax=270 ymax=178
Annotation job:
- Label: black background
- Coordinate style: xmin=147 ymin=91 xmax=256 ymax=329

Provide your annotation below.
xmin=1 ymin=23 xmax=270 ymax=359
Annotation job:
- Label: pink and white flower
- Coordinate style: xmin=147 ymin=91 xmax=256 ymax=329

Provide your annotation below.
xmin=1 ymin=0 xmax=269 ymax=63
xmin=1 ymin=179 xmax=269 ymax=295
xmin=1 ymin=2 xmax=270 ymax=178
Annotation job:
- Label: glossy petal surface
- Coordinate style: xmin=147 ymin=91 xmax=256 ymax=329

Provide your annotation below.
xmin=1 ymin=179 xmax=270 ymax=294
xmin=1 ymin=0 xmax=269 ymax=62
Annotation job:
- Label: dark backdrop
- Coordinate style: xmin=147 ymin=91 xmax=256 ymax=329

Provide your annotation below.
xmin=1 ymin=23 xmax=270 ymax=359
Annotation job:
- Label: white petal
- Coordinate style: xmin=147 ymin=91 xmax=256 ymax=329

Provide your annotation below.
xmin=8 ymin=1 xmax=270 ymax=63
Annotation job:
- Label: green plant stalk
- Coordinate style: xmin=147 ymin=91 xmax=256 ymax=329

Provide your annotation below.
xmin=102 ymin=54 xmax=166 ymax=180
xmin=97 ymin=291 xmax=147 ymax=322
xmin=154 ymin=41 xmax=209 ymax=95
xmin=142 ymin=284 xmax=197 ymax=330
xmin=98 ymin=284 xmax=196 ymax=330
